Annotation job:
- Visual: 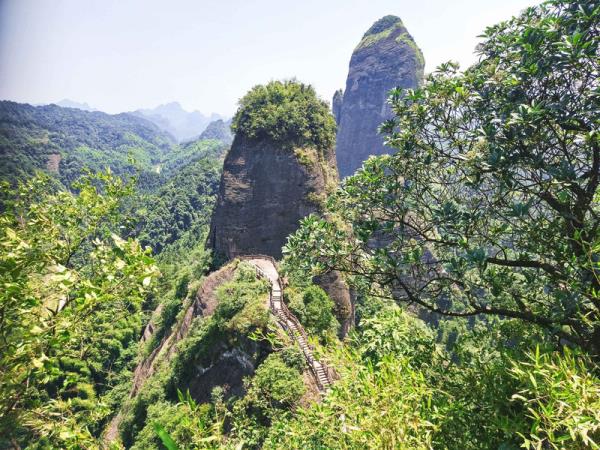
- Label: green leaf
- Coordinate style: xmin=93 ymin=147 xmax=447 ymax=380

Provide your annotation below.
xmin=153 ymin=422 xmax=179 ymax=450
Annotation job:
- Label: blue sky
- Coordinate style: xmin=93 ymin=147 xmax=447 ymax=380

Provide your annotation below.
xmin=0 ymin=0 xmax=535 ymax=116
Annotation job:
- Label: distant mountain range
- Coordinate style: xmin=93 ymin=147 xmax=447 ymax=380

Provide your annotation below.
xmin=45 ymin=99 xmax=226 ymax=143
xmin=54 ymin=99 xmax=97 ymax=111
xmin=133 ymin=102 xmax=226 ymax=142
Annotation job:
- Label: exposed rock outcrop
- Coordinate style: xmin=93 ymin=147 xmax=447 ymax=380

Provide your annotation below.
xmin=46 ymin=153 xmax=61 ymax=173
xmin=207 ymin=137 xmax=336 ymax=261
xmin=334 ymin=15 xmax=424 ymax=178
xmin=332 ymin=89 xmax=344 ymax=124
xmin=207 ymin=81 xmax=353 ymax=334
xmin=313 ymin=270 xmax=355 ymax=337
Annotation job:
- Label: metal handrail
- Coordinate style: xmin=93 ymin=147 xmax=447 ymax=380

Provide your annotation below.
xmin=245 ymin=255 xmax=332 ymax=390
xmin=244 ymin=257 xmax=332 ymax=390
xmin=273 ymin=307 xmax=325 ymax=387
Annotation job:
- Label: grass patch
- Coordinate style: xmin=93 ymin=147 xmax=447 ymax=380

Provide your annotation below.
xmin=355 ymin=27 xmax=394 ymax=50
xmin=396 ymin=33 xmax=425 ymax=68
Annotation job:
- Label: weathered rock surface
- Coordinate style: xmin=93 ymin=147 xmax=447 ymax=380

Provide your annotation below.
xmin=207 ymin=136 xmax=337 ymax=261
xmin=207 ymin=136 xmax=354 ymax=334
xmin=335 ymin=15 xmax=424 ymax=178
xmin=313 ymin=270 xmax=355 ymax=337
xmin=332 ymin=89 xmax=344 ymax=124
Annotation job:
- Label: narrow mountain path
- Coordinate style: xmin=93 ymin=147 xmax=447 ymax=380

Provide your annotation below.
xmin=104 ymin=257 xmax=332 ymax=444
xmin=243 ymin=256 xmax=333 ymax=391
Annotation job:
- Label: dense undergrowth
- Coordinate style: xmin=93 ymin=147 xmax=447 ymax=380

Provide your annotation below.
xmin=265 ymin=305 xmax=600 ymax=450
xmin=118 ymin=261 xmax=319 ymax=449
xmin=119 ymin=296 xmax=600 ymax=450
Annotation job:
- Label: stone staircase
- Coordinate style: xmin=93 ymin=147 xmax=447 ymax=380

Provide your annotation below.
xmin=272 ymin=288 xmax=331 ymax=390
xmin=248 ymin=257 xmax=332 ymax=391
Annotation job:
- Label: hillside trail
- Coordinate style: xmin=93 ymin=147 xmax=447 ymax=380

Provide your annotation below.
xmin=243 ymin=256 xmax=334 ymax=391
xmin=104 ymin=256 xmax=334 ymax=444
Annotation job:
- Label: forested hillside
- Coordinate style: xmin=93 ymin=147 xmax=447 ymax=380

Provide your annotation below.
xmin=0 ymin=0 xmax=599 ymax=449
xmin=0 ymin=101 xmax=175 ymax=188
xmin=128 ymin=153 xmax=224 ymax=253
xmin=0 ymin=100 xmax=230 ymax=254
xmin=0 ymin=100 xmax=231 ymax=448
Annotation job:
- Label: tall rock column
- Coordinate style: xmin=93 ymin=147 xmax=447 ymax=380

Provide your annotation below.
xmin=335 ymin=15 xmax=424 ymax=178
xmin=206 ymin=81 xmax=354 ymax=334
xmin=207 ymin=135 xmax=335 ymax=260
xmin=207 ymin=81 xmax=338 ymax=261
xmin=332 ymin=89 xmax=344 ymax=124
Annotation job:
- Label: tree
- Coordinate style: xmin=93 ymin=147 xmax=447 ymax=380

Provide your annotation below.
xmin=231 ymin=80 xmax=336 ymax=152
xmin=284 ymin=0 xmax=600 ymax=355
xmin=0 ymin=171 xmax=159 ymax=448
xmin=287 ymin=285 xmax=339 ymax=339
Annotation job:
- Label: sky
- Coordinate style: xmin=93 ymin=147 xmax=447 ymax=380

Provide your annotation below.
xmin=0 ymin=0 xmax=536 ymax=117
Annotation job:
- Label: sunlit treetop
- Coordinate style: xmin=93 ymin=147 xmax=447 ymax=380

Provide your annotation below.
xmin=231 ymin=80 xmax=336 ymax=152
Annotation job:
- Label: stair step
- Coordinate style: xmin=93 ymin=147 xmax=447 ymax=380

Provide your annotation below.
xmin=251 ymin=260 xmax=333 ymax=393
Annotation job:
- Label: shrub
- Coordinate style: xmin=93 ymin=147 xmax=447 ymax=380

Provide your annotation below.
xmin=265 ymin=352 xmax=435 ymax=449
xmin=174 ymin=273 xmax=190 ymax=300
xmin=130 ymin=394 xmax=219 ymax=450
xmin=287 ymin=285 xmax=338 ymax=340
xmin=214 ymin=263 xmax=270 ymax=333
xmin=251 ymin=353 xmax=305 ymax=407
xmin=232 ymin=80 xmax=336 ymax=152
xmin=510 ymin=347 xmax=600 ymax=449
xmin=351 ymin=306 xmax=435 ymax=368
xmin=226 ymin=352 xmax=305 ymax=448
xmin=279 ymin=345 xmax=306 ymax=372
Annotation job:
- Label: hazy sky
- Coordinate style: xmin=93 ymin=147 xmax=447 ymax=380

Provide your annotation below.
xmin=0 ymin=0 xmax=536 ymax=116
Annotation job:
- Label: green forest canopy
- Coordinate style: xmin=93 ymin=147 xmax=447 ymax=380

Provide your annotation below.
xmin=231 ymin=80 xmax=336 ymax=152
xmin=1 ymin=0 xmax=599 ymax=449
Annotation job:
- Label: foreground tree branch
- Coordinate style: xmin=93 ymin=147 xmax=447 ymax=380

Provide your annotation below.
xmin=285 ymin=0 xmax=600 ymax=357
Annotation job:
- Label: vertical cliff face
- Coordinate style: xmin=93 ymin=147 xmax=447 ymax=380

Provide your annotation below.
xmin=207 ymin=135 xmax=337 ymax=260
xmin=335 ymin=15 xmax=424 ymax=178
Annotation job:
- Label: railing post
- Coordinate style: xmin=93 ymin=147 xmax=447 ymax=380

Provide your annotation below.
xmin=244 ymin=255 xmax=332 ymax=391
